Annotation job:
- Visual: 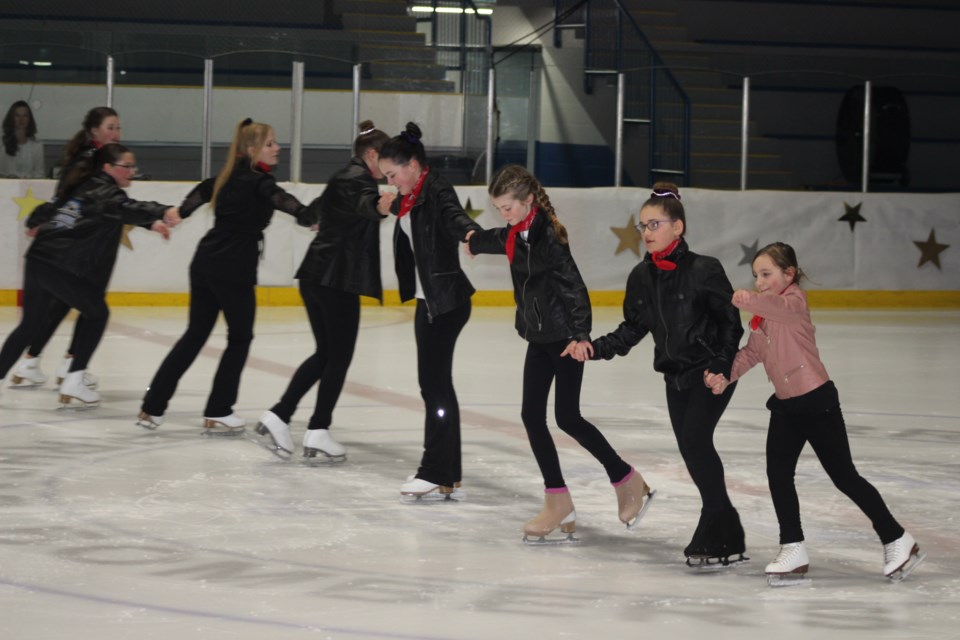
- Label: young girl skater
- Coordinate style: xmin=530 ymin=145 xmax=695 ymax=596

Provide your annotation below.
xmin=704 ymin=242 xmax=924 ymax=584
xmin=468 ymin=165 xmax=655 ymax=543
xmin=376 ymin=122 xmax=482 ymax=501
xmin=0 ymin=143 xmax=177 ymax=406
xmin=138 ymin=118 xmax=312 ymax=433
xmin=10 ymin=106 xmax=123 ymax=390
xmin=256 ymin=120 xmax=391 ymax=461
xmin=578 ymin=183 xmax=747 ymax=567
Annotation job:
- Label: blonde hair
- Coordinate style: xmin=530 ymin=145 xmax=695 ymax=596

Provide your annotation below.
xmin=488 ymin=164 xmax=567 ymax=244
xmin=212 ymin=118 xmax=273 ymax=208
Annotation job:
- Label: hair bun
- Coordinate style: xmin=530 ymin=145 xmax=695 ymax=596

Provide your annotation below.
xmin=651 ymin=181 xmax=680 ymax=200
xmin=358 ymin=119 xmax=375 ymax=134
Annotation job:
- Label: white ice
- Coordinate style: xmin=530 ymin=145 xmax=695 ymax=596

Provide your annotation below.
xmin=0 ymin=305 xmax=958 ymax=640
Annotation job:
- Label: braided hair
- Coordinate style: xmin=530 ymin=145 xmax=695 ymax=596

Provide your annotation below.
xmin=488 ymin=164 xmax=567 ymax=244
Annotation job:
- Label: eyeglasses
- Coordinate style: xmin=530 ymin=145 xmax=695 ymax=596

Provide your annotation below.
xmin=113 ymin=163 xmax=137 ymax=171
xmin=635 ymin=218 xmax=672 ymax=233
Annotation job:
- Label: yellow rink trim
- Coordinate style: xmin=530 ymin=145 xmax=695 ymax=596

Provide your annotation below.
xmin=1 ymin=289 xmax=959 ymax=308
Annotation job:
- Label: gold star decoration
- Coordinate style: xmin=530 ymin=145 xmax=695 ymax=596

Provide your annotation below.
xmin=839 ymin=201 xmax=866 ymax=231
xmin=13 ymin=186 xmax=47 ymax=221
xmin=913 ymin=229 xmax=949 ymax=270
xmin=464 ymin=197 xmax=484 ymax=220
xmin=610 ymin=214 xmax=644 ymax=256
xmin=121 ymin=224 xmax=135 ymax=250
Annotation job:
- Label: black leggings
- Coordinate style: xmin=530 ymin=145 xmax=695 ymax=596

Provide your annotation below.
xmin=522 ymin=340 xmax=631 ymax=489
xmin=26 ymin=299 xmax=73 ymax=358
xmin=269 ymin=281 xmax=360 ymax=430
xmin=666 ymin=381 xmax=738 ymax=515
xmin=141 ymin=272 xmax=255 ymax=418
xmin=0 ymin=260 xmax=108 ymax=379
xmin=766 ymin=382 xmax=903 ymax=545
xmin=413 ymin=299 xmax=470 ymax=486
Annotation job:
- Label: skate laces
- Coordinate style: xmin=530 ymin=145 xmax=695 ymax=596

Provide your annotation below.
xmin=883 ymin=538 xmax=903 ymax=564
xmin=776 ymin=543 xmax=803 ymax=564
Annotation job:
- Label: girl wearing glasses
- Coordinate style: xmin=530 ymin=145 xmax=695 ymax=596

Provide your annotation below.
xmin=10 ymin=106 xmax=123 ymax=391
xmin=138 ymin=118 xmax=312 ymax=433
xmin=468 ymin=165 xmax=655 ymax=543
xmin=573 ymin=182 xmax=746 ymax=567
xmin=0 ymin=143 xmax=177 ymax=406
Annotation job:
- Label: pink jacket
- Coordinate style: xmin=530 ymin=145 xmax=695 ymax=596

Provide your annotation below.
xmin=729 ymin=284 xmax=830 ymax=399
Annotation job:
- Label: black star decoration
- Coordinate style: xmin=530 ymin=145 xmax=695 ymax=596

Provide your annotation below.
xmin=839 ymin=202 xmax=866 ymax=231
xmin=739 ymin=238 xmax=759 ymax=266
xmin=464 ymin=198 xmax=484 ymax=220
xmin=913 ymin=229 xmax=949 ymax=270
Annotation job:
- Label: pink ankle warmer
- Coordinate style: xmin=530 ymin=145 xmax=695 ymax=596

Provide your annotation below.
xmin=612 ymin=467 xmax=635 ymax=487
xmin=545 ymin=486 xmax=569 ymax=494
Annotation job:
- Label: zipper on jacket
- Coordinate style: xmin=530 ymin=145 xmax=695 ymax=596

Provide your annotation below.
xmin=521 ymin=248 xmax=533 ymax=340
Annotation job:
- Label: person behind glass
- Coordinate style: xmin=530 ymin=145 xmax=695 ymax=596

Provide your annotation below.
xmin=574 ymin=182 xmax=747 ymax=566
xmin=256 ymin=120 xmax=391 ymax=461
xmin=0 ymin=143 xmax=177 ymax=406
xmin=9 ymin=106 xmax=122 ymax=391
xmin=376 ymin=122 xmax=482 ymax=501
xmin=704 ymin=242 xmax=924 ymax=583
xmin=138 ymin=118 xmax=313 ymax=433
xmin=0 ymin=100 xmax=45 ymax=179
xmin=467 ymin=165 xmax=656 ymax=543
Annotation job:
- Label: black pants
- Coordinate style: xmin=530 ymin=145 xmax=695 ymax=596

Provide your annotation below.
xmin=0 ymin=260 xmax=108 ymax=379
xmin=666 ymin=381 xmax=738 ymax=515
xmin=141 ymin=272 xmax=255 ymax=418
xmin=522 ymin=340 xmax=631 ymax=489
xmin=26 ymin=299 xmax=73 ymax=358
xmin=270 ymin=281 xmax=360 ymax=430
xmin=413 ymin=299 xmax=470 ymax=486
xmin=766 ymin=381 xmax=904 ymax=545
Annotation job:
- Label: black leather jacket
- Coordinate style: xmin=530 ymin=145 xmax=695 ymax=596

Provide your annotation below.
xmin=26 ymin=172 xmax=168 ymax=281
xmin=296 ymin=157 xmax=385 ymax=300
xmin=469 ymin=209 xmax=590 ymax=344
xmin=182 ymin=164 xmax=311 ymax=285
xmin=592 ymin=239 xmax=743 ymax=390
xmin=392 ymin=169 xmax=482 ymax=319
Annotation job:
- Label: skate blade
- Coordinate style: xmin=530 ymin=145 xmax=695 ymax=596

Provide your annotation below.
xmin=8 ymin=376 xmax=46 ymax=388
xmin=249 ymin=424 xmax=293 ymax=460
xmin=302 ymin=452 xmax=347 ymax=466
xmin=625 ymin=488 xmax=657 ymax=531
xmin=522 ymin=533 xmax=580 ymax=546
xmin=399 ymin=488 xmax=465 ymax=504
xmin=687 ymin=554 xmax=750 ymax=571
xmin=887 ymin=551 xmax=927 ymax=582
xmin=767 ymin=573 xmax=812 ymax=587
xmin=135 ymin=418 xmax=160 ymax=430
xmin=201 ymin=425 xmax=246 ymax=437
xmin=57 ymin=395 xmax=100 ymax=410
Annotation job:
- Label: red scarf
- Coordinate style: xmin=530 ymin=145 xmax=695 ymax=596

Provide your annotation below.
xmin=256 ymin=161 xmax=273 ymax=173
xmin=397 ymin=166 xmax=430 ymax=218
xmin=505 ymin=206 xmax=538 ymax=263
xmin=749 ymin=285 xmax=790 ymax=332
xmin=651 ymin=238 xmax=681 ymax=271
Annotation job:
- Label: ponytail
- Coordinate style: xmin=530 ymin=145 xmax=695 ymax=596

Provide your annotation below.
xmin=212 ymin=118 xmax=273 ymax=208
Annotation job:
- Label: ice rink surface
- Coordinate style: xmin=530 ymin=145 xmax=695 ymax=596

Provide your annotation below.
xmin=0 ymin=305 xmax=958 ymax=640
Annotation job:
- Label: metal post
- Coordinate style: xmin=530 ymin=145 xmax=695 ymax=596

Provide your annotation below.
xmin=615 ymin=72 xmax=625 ymax=187
xmin=352 ymin=63 xmax=362 ymax=143
xmin=740 ymin=76 xmax=750 ymax=191
xmin=485 ymin=66 xmax=495 ymax=185
xmin=290 ymin=60 xmax=305 ymax=183
xmin=861 ymin=80 xmax=872 ymax=193
xmin=105 ymin=55 xmax=115 ymax=107
xmin=201 ymin=58 xmax=214 ymax=180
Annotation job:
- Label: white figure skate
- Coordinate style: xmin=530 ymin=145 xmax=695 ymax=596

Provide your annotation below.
xmin=765 ymin=542 xmax=812 ymax=587
xmin=136 ymin=411 xmax=164 ymax=430
xmin=884 ymin=531 xmax=926 ymax=582
xmin=252 ymin=411 xmax=295 ymax=459
xmin=400 ymin=477 xmax=464 ymax=504
xmin=57 ymin=357 xmax=98 ymax=389
xmin=58 ymin=370 xmax=100 ymax=408
xmin=10 ymin=356 xmax=47 ymax=387
xmin=201 ymin=413 xmax=246 ymax=436
xmin=302 ymin=428 xmax=346 ymax=464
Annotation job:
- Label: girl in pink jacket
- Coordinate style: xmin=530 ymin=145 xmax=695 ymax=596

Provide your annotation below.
xmin=705 ymin=242 xmax=923 ymax=585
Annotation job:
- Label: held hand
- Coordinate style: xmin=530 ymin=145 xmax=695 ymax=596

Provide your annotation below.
xmin=731 ymin=289 xmax=754 ymax=307
xmin=463 ymin=242 xmax=475 ymax=258
xmin=310 ymin=224 xmax=319 ymax=232
xmin=163 ymin=207 xmax=181 ymax=227
xmin=377 ymin=192 xmax=397 ymax=215
xmin=25 ymin=227 xmax=38 ymax=238
xmin=703 ymin=369 xmax=729 ymax=395
xmin=559 ymin=341 xmax=579 ymax=359
xmin=150 ymin=220 xmax=171 ymax=240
